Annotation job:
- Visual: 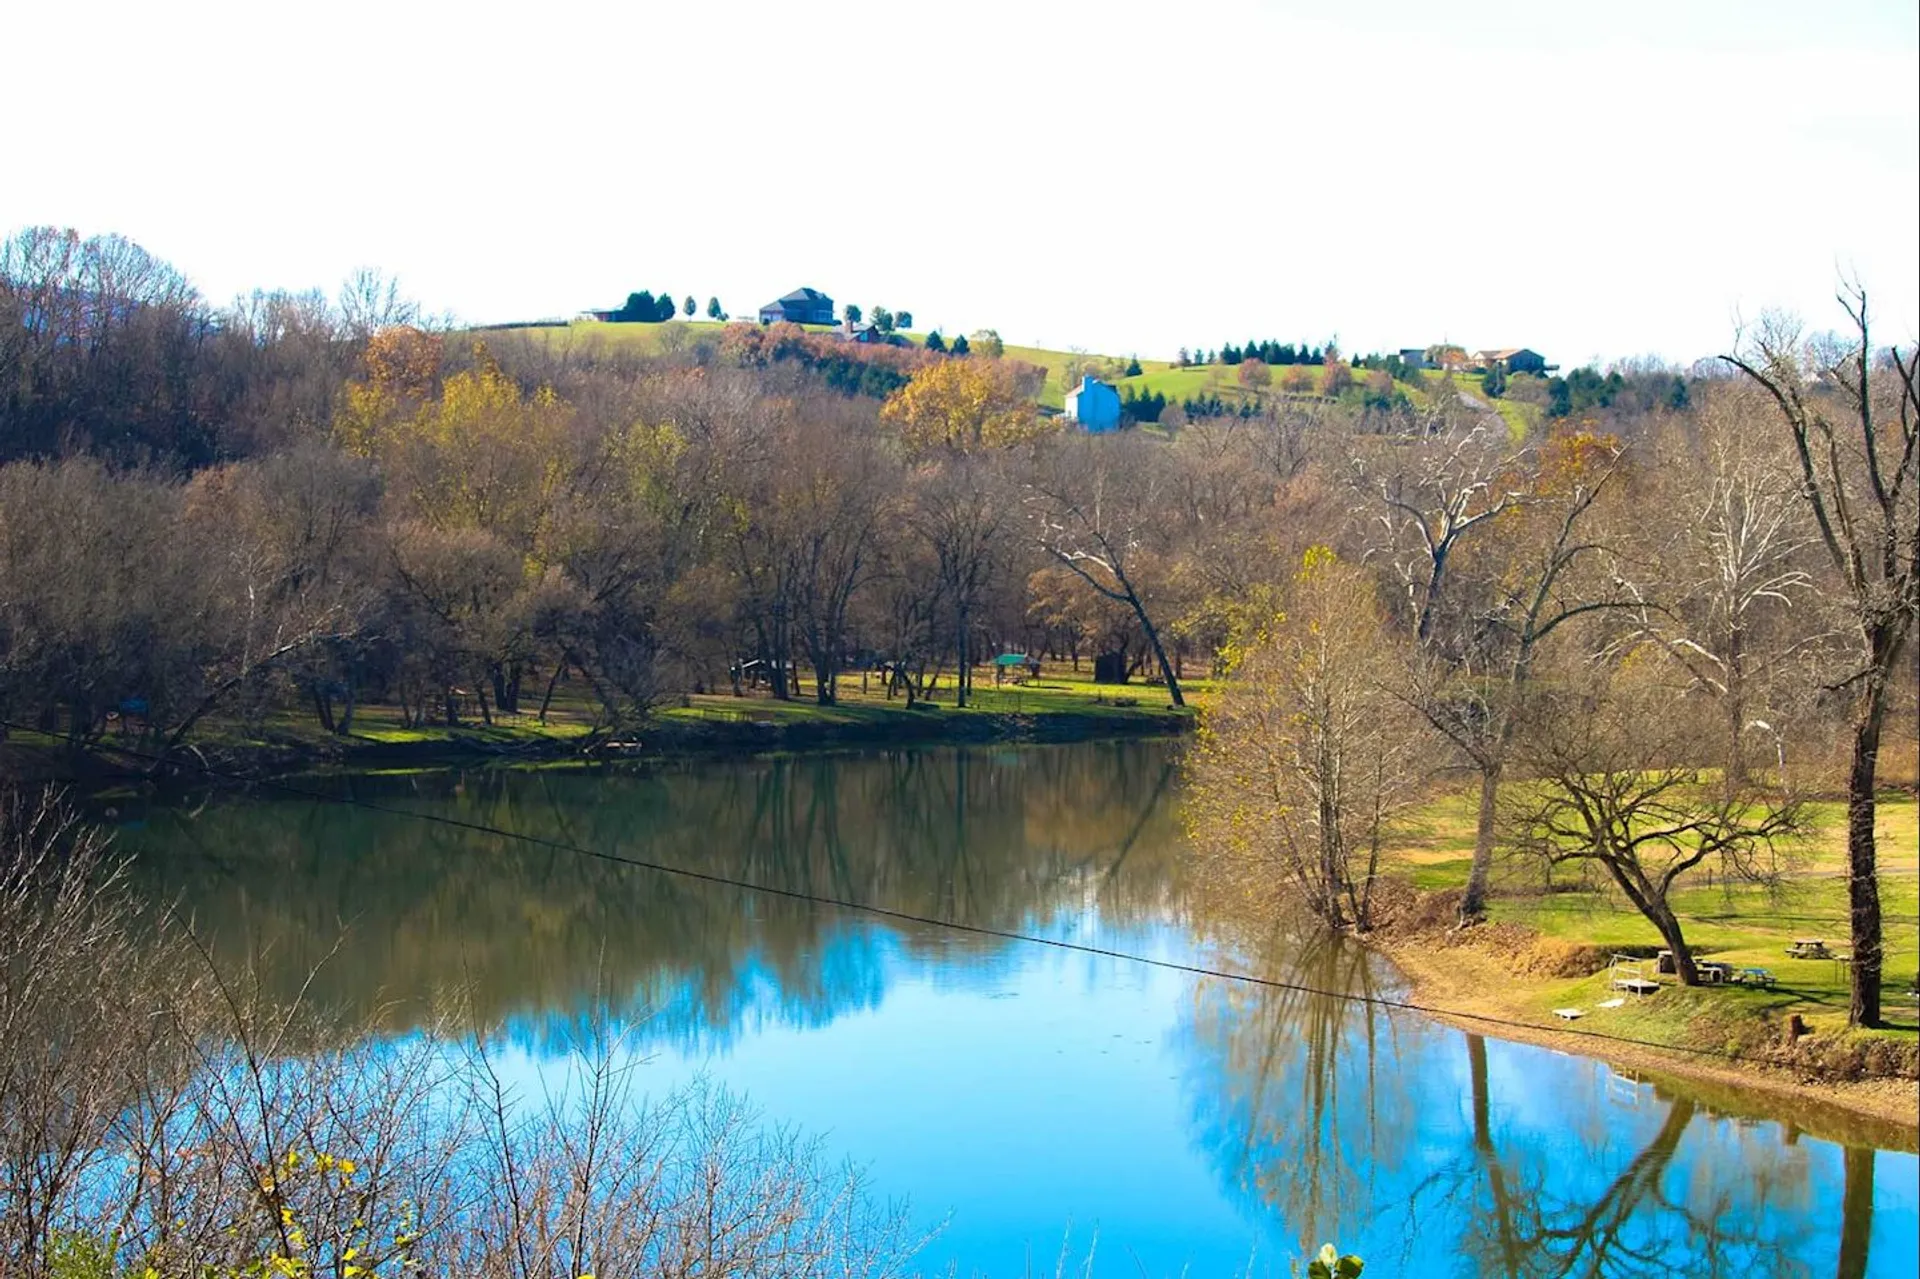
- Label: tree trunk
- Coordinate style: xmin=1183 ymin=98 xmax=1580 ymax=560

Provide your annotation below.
xmin=337 ymin=678 xmax=355 ymax=735
xmin=1649 ymin=907 xmax=1700 ymax=986
xmin=1459 ymin=759 xmax=1501 ymax=922
xmin=539 ymin=663 xmax=564 ymax=724
xmin=1723 ymin=624 xmax=1748 ymax=798
xmin=1131 ymin=602 xmax=1185 ymax=707
xmin=310 ymin=685 xmax=335 ymax=734
xmin=954 ymin=601 xmax=970 ymax=708
xmin=1845 ymin=674 xmax=1887 ymax=1027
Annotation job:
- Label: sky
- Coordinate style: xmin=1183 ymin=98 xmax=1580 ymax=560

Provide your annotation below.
xmin=7 ymin=0 xmax=1916 ymax=366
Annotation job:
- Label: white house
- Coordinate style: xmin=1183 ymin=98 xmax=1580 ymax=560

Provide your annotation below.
xmin=1064 ymin=375 xmax=1122 ymax=432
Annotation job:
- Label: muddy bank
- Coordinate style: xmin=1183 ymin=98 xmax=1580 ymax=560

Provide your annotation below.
xmin=1372 ymin=925 xmax=1919 ymax=1146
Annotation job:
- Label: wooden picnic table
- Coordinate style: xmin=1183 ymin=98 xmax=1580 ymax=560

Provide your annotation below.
xmin=1785 ymin=939 xmax=1830 ymax=959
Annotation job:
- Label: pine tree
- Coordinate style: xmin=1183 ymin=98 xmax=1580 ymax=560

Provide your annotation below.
xmin=1125 ymin=356 xmax=1142 ymax=376
xmin=683 ymin=295 xmax=696 ymax=318
xmin=706 ymin=296 xmax=723 ymax=320
xmin=617 ymin=291 xmax=654 ymax=323
xmin=925 ymin=330 xmax=946 ymax=352
xmin=952 ymin=333 xmax=971 ymax=356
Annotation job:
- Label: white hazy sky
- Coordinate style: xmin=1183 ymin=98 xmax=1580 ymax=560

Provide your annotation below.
xmin=7 ymin=0 xmax=1916 ymax=365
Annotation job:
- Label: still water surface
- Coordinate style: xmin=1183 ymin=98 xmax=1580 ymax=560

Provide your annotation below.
xmin=114 ymin=741 xmax=1917 ymax=1277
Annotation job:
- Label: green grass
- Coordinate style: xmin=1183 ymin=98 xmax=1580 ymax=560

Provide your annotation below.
xmin=1392 ymin=785 xmax=1920 ymax=1041
xmin=86 ymin=663 xmax=1199 ymax=773
xmin=1415 ymin=368 xmax=1539 ymax=440
xmin=477 ymin=322 xmax=1564 ymax=444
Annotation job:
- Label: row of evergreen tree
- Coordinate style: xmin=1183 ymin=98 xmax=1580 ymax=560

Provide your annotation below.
xmin=1178 ymin=341 xmax=1328 ymax=368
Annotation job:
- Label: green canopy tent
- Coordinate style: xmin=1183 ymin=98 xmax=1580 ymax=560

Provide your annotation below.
xmin=992 ymin=652 xmax=1037 ymax=686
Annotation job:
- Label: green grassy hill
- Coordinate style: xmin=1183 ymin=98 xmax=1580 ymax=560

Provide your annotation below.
xmin=479 ymin=319 xmax=1540 ymax=435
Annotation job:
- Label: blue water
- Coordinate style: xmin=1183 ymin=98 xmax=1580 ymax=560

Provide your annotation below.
xmin=117 ymin=742 xmax=1919 ymax=1277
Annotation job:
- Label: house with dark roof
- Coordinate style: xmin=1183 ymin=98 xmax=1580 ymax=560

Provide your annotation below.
xmin=758 ymin=287 xmax=835 ymax=326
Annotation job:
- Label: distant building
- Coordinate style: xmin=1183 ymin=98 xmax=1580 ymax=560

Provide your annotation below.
xmin=840 ymin=318 xmax=887 ymax=343
xmin=1064 ymin=375 xmax=1122 ymax=432
xmin=758 ymin=287 xmax=835 ymax=326
xmin=1474 ymin=347 xmax=1548 ymax=375
xmin=1396 ymin=348 xmax=1428 ymax=368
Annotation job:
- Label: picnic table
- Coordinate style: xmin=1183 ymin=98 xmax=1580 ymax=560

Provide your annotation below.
xmin=1611 ymin=976 xmax=1661 ymax=996
xmin=1734 ymin=967 xmax=1778 ymax=988
xmin=1785 ymin=939 xmax=1830 ymax=959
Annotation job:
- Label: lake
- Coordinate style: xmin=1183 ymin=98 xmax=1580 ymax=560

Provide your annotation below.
xmin=111 ymin=740 xmax=1918 ymax=1277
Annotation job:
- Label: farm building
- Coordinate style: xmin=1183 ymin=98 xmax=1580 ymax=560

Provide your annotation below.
xmin=758 ymin=287 xmax=835 ymax=325
xmin=1064 ymin=375 xmax=1122 ymax=432
xmin=1474 ymin=347 xmax=1549 ymax=374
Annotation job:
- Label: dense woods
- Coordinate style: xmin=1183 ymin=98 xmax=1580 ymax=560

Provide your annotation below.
xmin=2 ymin=226 xmax=1915 ymax=1025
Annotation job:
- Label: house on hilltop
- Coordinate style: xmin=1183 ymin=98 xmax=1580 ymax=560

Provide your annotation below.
xmin=1064 ymin=375 xmax=1122 ymax=432
xmin=1474 ymin=347 xmax=1549 ymax=374
xmin=758 ymin=287 xmax=835 ymax=326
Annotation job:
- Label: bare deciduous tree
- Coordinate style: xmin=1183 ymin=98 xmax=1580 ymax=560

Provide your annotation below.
xmin=1185 ymin=549 xmax=1428 ymax=931
xmin=1028 ymin=433 xmax=1186 ymax=706
xmin=1504 ymin=651 xmax=1802 ymax=985
xmin=1725 ymin=287 xmax=1919 ymax=1026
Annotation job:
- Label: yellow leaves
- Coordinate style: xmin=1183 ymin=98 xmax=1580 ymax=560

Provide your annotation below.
xmin=880 ymin=358 xmax=1052 ymax=454
xmin=340 ymin=343 xmax=576 ymax=555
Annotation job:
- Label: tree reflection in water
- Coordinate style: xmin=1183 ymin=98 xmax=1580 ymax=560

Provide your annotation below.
xmin=106 ymin=741 xmax=1909 ymax=1276
xmin=1181 ymin=923 xmax=1884 ymax=1278
xmin=1178 ymin=925 xmax=1427 ymax=1260
xmin=112 ymin=742 xmax=1185 ymax=1055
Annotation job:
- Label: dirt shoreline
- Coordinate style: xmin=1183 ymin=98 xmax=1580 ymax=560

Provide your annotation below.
xmin=1377 ymin=940 xmax=1920 ymax=1150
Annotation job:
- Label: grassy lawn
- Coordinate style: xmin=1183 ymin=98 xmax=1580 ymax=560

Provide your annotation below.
xmin=1388 ymin=785 xmax=1920 ymax=1046
xmin=662 ymin=667 xmax=1204 ymax=724
xmin=121 ymin=661 xmax=1199 ymax=765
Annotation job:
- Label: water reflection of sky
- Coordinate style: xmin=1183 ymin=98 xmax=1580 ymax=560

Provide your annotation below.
xmin=117 ymin=745 xmax=1919 ymax=1278
xmin=471 ymin=911 xmax=1919 ymax=1279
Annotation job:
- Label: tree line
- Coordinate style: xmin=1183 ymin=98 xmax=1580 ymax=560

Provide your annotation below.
xmin=2 ymin=226 xmax=1913 ymax=1024
xmin=1185 ymin=290 xmax=1917 ymax=1028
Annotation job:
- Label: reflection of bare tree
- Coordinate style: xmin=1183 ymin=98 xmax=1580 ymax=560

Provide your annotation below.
xmin=1837 ymin=1146 xmax=1871 ymax=1279
xmin=1435 ymin=1040 xmax=1836 ymax=1279
xmin=1180 ymin=928 xmax=1422 ymax=1257
xmin=1192 ymin=953 xmax=1862 ymax=1279
xmin=112 ymin=741 xmax=1186 ymax=1052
